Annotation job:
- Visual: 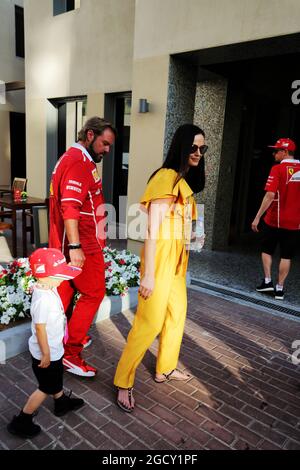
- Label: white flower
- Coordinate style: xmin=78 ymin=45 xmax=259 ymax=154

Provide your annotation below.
xmin=0 ymin=247 xmax=140 ymax=325
xmin=6 ymin=307 xmax=17 ymax=316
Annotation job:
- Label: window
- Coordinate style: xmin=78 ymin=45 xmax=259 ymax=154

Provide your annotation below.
xmin=53 ymin=0 xmax=80 ymax=16
xmin=15 ymin=6 xmax=24 ymax=58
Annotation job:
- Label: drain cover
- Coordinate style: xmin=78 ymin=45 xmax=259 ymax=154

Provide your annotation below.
xmin=190 ymin=278 xmax=300 ymax=318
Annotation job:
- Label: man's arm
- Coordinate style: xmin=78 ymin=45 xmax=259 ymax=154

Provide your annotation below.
xmin=64 ymin=219 xmax=85 ymax=267
xmin=59 ymin=162 xmax=90 ymax=267
xmin=251 ymin=191 xmax=275 ymax=232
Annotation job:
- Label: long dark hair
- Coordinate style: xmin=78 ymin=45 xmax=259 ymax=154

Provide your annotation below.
xmin=149 ymin=124 xmax=206 ymax=193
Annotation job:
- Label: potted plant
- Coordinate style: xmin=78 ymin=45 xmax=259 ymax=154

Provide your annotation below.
xmin=0 ymin=247 xmax=140 ymax=329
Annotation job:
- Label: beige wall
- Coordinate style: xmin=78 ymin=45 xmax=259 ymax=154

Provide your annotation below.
xmin=25 ymin=0 xmax=134 ymax=99
xmin=0 ymin=0 xmax=25 ymax=186
xmin=86 ymin=92 xmax=105 ymax=179
xmin=126 ymin=55 xmax=170 ymax=241
xmin=128 ymin=0 xmax=300 ymax=247
xmin=0 ymin=0 xmax=24 ymax=83
xmin=23 ymin=0 xmax=300 ymax=219
xmin=24 ymin=0 xmax=135 ymax=196
xmin=26 ymin=99 xmax=47 ymax=197
xmin=134 ymin=0 xmax=300 ymax=59
xmin=0 ymin=90 xmax=25 ymax=185
xmin=0 ymin=113 xmax=11 ymax=186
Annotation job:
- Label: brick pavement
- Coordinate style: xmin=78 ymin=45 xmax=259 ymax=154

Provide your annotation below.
xmin=1 ymin=289 xmax=300 ymax=450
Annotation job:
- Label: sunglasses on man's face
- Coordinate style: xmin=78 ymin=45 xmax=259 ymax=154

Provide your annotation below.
xmin=191 ymin=144 xmax=208 ymax=155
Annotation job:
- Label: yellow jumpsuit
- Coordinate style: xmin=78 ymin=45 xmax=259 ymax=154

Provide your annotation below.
xmin=114 ymin=169 xmax=197 ymax=389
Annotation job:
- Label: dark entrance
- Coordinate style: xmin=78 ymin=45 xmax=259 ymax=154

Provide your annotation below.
xmin=103 ymin=92 xmax=131 ymax=225
xmin=224 ymin=54 xmax=300 ymax=244
xmin=176 ymin=34 xmax=300 ymax=248
xmin=10 ymin=112 xmax=26 ymax=181
xmin=47 ymin=96 xmax=87 ymax=193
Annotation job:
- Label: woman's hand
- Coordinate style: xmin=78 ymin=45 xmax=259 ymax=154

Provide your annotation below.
xmin=190 ymin=230 xmax=196 ymax=242
xmin=196 ymin=233 xmax=206 ymax=248
xmin=139 ymin=275 xmax=155 ymax=300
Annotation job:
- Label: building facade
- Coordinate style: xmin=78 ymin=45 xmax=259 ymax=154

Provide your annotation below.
xmin=0 ymin=0 xmax=25 ymax=187
xmin=16 ymin=0 xmax=300 ymax=250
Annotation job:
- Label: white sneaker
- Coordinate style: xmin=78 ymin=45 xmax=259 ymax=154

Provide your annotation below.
xmin=82 ymin=335 xmax=92 ymax=349
xmin=63 ymin=356 xmax=97 ymax=377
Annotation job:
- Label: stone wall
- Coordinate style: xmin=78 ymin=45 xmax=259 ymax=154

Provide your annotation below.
xmin=194 ymin=79 xmax=228 ymax=249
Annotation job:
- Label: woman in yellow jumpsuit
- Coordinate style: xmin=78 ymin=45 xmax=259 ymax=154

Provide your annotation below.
xmin=114 ymin=124 xmax=207 ymax=412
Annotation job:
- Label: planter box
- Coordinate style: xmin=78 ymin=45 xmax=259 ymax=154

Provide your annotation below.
xmin=93 ymin=286 xmax=139 ymax=323
xmin=0 ymin=321 xmax=31 ymax=363
xmin=0 ymin=287 xmax=139 ymax=362
xmin=0 ymin=235 xmax=13 ymax=264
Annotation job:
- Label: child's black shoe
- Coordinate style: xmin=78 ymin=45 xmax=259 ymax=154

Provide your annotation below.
xmin=7 ymin=411 xmax=41 ymax=438
xmin=54 ymin=390 xmax=84 ymax=417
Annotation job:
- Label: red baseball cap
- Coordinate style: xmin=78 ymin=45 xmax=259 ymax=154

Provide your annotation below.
xmin=268 ymin=138 xmax=296 ymax=152
xmin=29 ymin=248 xmax=82 ymax=280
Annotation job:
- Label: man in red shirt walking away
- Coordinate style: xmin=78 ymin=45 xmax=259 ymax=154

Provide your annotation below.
xmin=49 ymin=117 xmax=116 ymax=376
xmin=252 ymin=138 xmax=300 ymax=300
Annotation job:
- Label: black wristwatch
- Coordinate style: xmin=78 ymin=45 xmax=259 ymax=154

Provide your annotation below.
xmin=68 ymin=243 xmax=82 ymax=250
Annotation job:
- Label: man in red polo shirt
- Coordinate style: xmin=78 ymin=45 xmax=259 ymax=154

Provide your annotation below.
xmin=49 ymin=117 xmax=116 ymax=376
xmin=252 ymin=138 xmax=300 ymax=300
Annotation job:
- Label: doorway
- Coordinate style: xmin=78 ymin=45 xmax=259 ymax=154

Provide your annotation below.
xmin=10 ymin=112 xmax=26 ymax=182
xmin=227 ymin=53 xmax=300 ymax=244
xmin=103 ymin=92 xmax=131 ymax=227
xmin=175 ymin=33 xmax=300 ymax=249
xmin=47 ymin=96 xmax=87 ymax=193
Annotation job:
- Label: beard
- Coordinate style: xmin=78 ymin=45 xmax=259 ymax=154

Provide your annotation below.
xmin=88 ymin=140 xmax=103 ymax=163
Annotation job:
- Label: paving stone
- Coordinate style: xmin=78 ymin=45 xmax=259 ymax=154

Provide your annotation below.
xmin=258 ymin=439 xmax=283 ymax=450
xmin=231 ymin=438 xmax=256 ymax=450
xmin=100 ymin=421 xmax=135 ymax=447
xmin=173 ymin=404 xmax=206 ymax=426
xmin=127 ymin=420 xmax=160 ymax=446
xmin=47 ymin=423 xmax=81 ymax=449
xmin=0 ymin=426 xmax=28 ymax=450
xmin=250 ymin=422 xmax=286 ymax=446
xmin=75 ymin=422 xmax=108 ymax=449
xmin=283 ymin=439 xmax=300 ymax=450
xmin=16 ymin=441 xmax=37 ymax=450
xmin=205 ymin=438 xmax=232 ymax=450
xmin=133 ymin=407 xmax=160 ymax=427
xmin=77 ymin=405 xmax=109 ymax=429
xmin=219 ymin=404 xmax=253 ymax=426
xmin=71 ymin=440 xmax=94 ymax=450
xmin=1 ymin=289 xmax=300 ymax=450
xmin=177 ymin=419 xmax=211 ymax=446
xmin=149 ymin=404 xmax=182 ymax=425
xmin=100 ymin=404 xmax=134 ymax=427
xmin=82 ymin=390 xmax=111 ymax=411
xmin=225 ymin=421 xmax=262 ymax=447
xmin=202 ymin=419 xmax=235 ymax=445
xmin=151 ymin=420 xmax=189 ymax=447
xmin=151 ymin=439 xmax=176 ymax=450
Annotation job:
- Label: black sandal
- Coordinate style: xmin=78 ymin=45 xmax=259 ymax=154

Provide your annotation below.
xmin=116 ymin=387 xmax=134 ymax=413
xmin=154 ymin=369 xmax=175 ymax=383
xmin=154 ymin=369 xmax=191 ymax=383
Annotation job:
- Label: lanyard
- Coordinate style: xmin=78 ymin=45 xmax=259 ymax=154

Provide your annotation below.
xmin=52 ymin=288 xmax=68 ymax=344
